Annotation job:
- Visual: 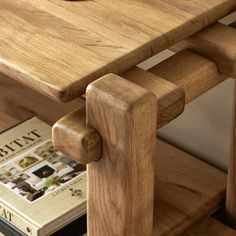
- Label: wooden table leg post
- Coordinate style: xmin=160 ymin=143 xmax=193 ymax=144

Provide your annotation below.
xmin=86 ymin=74 xmax=157 ymax=236
xmin=226 ymin=81 xmax=236 ymax=228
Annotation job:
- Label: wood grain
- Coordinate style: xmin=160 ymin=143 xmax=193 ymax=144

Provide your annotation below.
xmin=0 ymin=112 xmax=31 ymax=132
xmin=52 ymin=66 xmax=185 ymax=161
xmin=51 ymin=49 xmax=229 ymax=162
xmin=0 ymin=0 xmax=235 ymax=101
xmin=0 ymin=105 xmax=227 ymax=235
xmin=123 ymin=67 xmax=185 ymax=128
xmin=86 ymin=74 xmax=157 ymax=236
xmin=0 ymin=73 xmax=85 ymax=126
xmin=182 ymin=218 xmax=236 ymax=236
xmin=227 ymin=81 xmax=236 ymax=228
xmin=171 ymin=23 xmax=236 ymax=78
xmin=226 ymin=19 xmax=236 ymax=228
xmin=52 ymin=106 xmax=101 ymax=164
xmin=150 ymin=50 xmax=227 ymax=103
xmin=153 ymin=139 xmax=226 ymax=236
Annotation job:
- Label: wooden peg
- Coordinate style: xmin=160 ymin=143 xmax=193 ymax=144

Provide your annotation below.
xmin=86 ymin=74 xmax=157 ymax=236
xmin=52 ymin=106 xmax=101 ymax=164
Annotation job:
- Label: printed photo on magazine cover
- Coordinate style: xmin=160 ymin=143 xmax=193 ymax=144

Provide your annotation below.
xmin=0 ymin=140 xmax=85 ymax=202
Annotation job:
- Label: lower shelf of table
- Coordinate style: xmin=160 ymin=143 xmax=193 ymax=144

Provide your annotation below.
xmin=0 ymin=105 xmax=227 ymax=235
xmin=154 ymin=139 xmax=226 ymax=235
xmin=183 ymin=217 xmax=236 ymax=235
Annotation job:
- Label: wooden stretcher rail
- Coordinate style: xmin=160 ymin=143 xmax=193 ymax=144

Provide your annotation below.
xmin=53 ymin=51 xmax=227 ymax=164
xmin=171 ymin=22 xmax=236 ymax=78
xmin=149 ymin=50 xmax=227 ymax=103
xmin=182 ymin=218 xmax=236 ymax=236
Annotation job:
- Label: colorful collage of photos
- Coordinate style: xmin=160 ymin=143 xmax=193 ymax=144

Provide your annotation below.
xmin=0 ymin=140 xmax=86 ymax=202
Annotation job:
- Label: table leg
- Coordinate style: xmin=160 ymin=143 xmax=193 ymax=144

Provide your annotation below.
xmin=86 ymin=74 xmax=157 ymax=236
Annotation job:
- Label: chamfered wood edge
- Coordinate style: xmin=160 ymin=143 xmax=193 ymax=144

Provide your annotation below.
xmin=1 ymin=1 xmax=235 ymax=103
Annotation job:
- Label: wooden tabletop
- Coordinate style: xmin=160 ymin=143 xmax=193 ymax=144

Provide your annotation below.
xmin=0 ymin=0 xmax=235 ymax=102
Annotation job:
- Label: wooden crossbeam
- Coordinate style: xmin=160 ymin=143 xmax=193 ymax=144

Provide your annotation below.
xmin=123 ymin=67 xmax=185 ymax=128
xmin=149 ymin=50 xmax=227 ymax=103
xmin=171 ymin=22 xmax=236 ymax=78
xmin=53 ymin=50 xmax=226 ymax=164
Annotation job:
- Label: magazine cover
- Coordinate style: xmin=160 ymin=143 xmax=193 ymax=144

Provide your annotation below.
xmin=0 ymin=117 xmax=86 ymax=236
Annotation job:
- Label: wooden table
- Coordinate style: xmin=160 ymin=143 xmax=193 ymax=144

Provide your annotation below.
xmin=0 ymin=0 xmax=235 ymax=101
xmin=1 ymin=1 xmax=236 ymax=236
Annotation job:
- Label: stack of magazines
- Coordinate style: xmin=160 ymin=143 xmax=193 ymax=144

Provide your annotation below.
xmin=0 ymin=117 xmax=87 ymax=236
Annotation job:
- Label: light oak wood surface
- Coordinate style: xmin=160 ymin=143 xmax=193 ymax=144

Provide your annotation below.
xmin=123 ymin=67 xmax=185 ymax=128
xmin=0 ymin=0 xmax=235 ymax=101
xmin=0 ymin=105 xmax=227 ymax=235
xmin=150 ymin=50 xmax=227 ymax=103
xmin=53 ymin=107 xmax=102 ymax=164
xmin=182 ymin=218 xmax=236 ymax=236
xmin=0 ymin=112 xmax=30 ymax=132
xmin=1 ymin=47 xmax=228 ymax=160
xmin=0 ymin=66 xmax=185 ymax=130
xmin=171 ymin=22 xmax=236 ymax=78
xmin=227 ymin=81 xmax=236 ymax=228
xmin=153 ymin=139 xmax=226 ymax=236
xmin=86 ymin=74 xmax=157 ymax=236
xmin=227 ymin=22 xmax=236 ymax=224
xmin=0 ymin=72 xmax=85 ymax=128
xmin=52 ymin=48 xmax=229 ymax=163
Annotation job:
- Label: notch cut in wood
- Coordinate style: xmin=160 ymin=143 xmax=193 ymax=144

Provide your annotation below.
xmin=171 ymin=22 xmax=236 ymax=78
xmin=53 ymin=47 xmax=227 ymax=164
xmin=53 ymin=49 xmax=228 ymax=164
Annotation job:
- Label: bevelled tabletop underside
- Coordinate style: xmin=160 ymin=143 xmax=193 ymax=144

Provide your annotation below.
xmin=0 ymin=0 xmax=235 ymax=102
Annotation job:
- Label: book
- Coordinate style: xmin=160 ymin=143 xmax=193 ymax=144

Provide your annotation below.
xmin=0 ymin=214 xmax=87 ymax=236
xmin=0 ymin=117 xmax=86 ymax=236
